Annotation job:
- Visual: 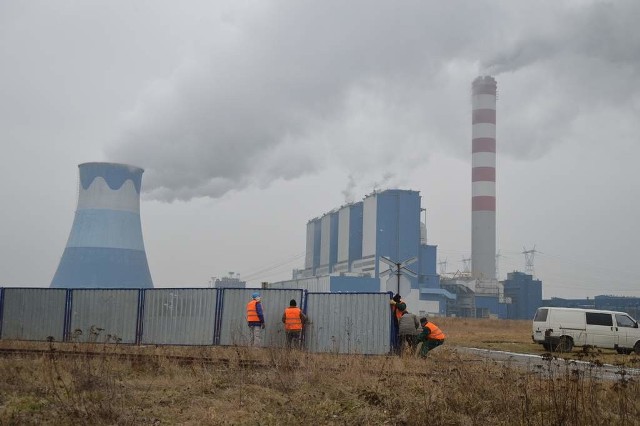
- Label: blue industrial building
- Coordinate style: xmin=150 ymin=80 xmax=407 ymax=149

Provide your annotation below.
xmin=304 ymin=217 xmax=323 ymax=274
xmin=51 ymin=162 xmax=153 ymax=289
xmin=543 ymin=295 xmax=640 ymax=319
xmin=594 ymin=296 xmax=640 ymax=318
xmin=297 ymin=189 xmax=452 ymax=314
xmin=503 ymin=272 xmax=542 ymax=320
xmin=476 ymin=295 xmax=508 ymax=319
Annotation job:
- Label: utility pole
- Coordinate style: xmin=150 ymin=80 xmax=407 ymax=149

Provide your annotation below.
xmin=379 ymin=256 xmax=418 ymax=295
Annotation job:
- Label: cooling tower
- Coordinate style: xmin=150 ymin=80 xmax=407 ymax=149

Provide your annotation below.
xmin=471 ymin=76 xmax=497 ymax=280
xmin=50 ymin=162 xmax=153 ymax=288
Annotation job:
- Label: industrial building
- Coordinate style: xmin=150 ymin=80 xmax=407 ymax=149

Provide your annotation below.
xmin=543 ymin=296 xmax=640 ymax=320
xmin=50 ymin=162 xmax=153 ymax=289
xmin=503 ymin=272 xmax=542 ymax=320
xmin=271 ymin=188 xmax=452 ymax=316
xmin=211 ymin=273 xmax=246 ymax=289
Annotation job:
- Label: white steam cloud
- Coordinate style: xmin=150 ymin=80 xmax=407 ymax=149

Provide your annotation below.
xmin=107 ymin=0 xmax=640 ymax=201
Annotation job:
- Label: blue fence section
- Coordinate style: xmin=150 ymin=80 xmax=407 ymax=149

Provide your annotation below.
xmin=0 ymin=288 xmax=67 ymax=341
xmin=0 ymin=287 xmax=393 ymax=355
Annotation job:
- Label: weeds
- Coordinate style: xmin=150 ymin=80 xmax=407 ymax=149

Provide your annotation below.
xmin=38 ymin=328 xmax=136 ymax=424
xmin=1 ymin=319 xmax=640 ymax=424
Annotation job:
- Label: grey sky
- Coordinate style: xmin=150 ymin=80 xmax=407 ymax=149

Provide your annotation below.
xmin=1 ymin=1 xmax=639 ymax=298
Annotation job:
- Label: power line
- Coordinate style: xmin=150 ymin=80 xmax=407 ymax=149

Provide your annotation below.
xmin=241 ymin=251 xmax=306 ymax=281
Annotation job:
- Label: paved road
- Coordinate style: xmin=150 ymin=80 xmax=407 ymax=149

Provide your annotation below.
xmin=454 ymin=347 xmax=640 ymax=381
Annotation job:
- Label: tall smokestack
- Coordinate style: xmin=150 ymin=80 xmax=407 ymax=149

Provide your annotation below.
xmin=51 ymin=162 xmax=153 ymax=288
xmin=471 ymin=76 xmax=497 ymax=280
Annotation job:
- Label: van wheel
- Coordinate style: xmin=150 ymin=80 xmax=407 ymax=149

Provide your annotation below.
xmin=634 ymin=342 xmax=640 ymax=355
xmin=555 ymin=336 xmax=573 ymax=353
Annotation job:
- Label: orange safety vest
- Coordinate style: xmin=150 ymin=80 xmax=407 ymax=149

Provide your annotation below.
xmin=391 ymin=300 xmax=405 ymax=320
xmin=425 ymin=322 xmax=446 ymax=340
xmin=284 ymin=307 xmax=303 ymax=331
xmin=247 ymin=300 xmax=260 ymax=322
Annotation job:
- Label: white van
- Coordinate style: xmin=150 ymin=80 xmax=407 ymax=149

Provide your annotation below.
xmin=532 ymin=307 xmax=640 ymax=354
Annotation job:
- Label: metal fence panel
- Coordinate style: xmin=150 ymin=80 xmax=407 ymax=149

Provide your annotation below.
xmin=0 ymin=288 xmax=67 ymax=341
xmin=70 ymin=289 xmax=139 ymax=343
xmin=218 ymin=288 xmax=304 ymax=347
xmin=141 ymin=289 xmax=217 ymax=345
xmin=305 ymin=292 xmax=391 ymax=355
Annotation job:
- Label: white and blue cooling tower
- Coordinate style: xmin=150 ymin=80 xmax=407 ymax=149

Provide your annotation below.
xmin=50 ymin=162 xmax=154 ymax=288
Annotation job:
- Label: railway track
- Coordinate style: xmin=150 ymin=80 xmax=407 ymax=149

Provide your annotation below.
xmin=0 ymin=346 xmax=451 ymax=377
xmin=0 ymin=347 xmax=264 ymax=368
xmin=5 ymin=346 xmax=635 ymax=382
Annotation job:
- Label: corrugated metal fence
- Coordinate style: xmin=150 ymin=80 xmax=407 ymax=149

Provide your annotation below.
xmin=305 ymin=292 xmax=391 ymax=355
xmin=0 ymin=287 xmax=392 ymax=355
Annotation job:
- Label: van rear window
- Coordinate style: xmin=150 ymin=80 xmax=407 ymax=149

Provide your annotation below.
xmin=586 ymin=312 xmax=613 ymax=326
xmin=533 ymin=308 xmax=548 ymax=322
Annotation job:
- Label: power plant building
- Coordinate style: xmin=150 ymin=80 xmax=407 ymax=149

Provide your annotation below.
xmin=50 ymin=162 xmax=153 ymax=289
xmin=288 ymin=189 xmax=451 ymax=316
xmin=503 ymin=272 xmax=542 ymax=320
xmin=304 ymin=219 xmax=322 ymax=274
xmin=333 ymin=202 xmax=364 ymax=275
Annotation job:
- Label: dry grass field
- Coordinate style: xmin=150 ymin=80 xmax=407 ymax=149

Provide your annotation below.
xmin=1 ymin=317 xmax=639 ymax=425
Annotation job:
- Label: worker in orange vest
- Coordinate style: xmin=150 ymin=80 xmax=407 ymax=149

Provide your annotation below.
xmin=281 ymin=299 xmax=308 ymax=349
xmin=415 ymin=316 xmax=446 ymax=357
xmin=247 ymin=292 xmax=265 ymax=347
xmin=389 ymin=294 xmax=405 ymax=353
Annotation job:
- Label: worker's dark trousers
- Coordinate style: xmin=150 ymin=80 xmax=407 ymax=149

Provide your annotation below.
xmin=419 ymin=339 xmax=444 ymax=357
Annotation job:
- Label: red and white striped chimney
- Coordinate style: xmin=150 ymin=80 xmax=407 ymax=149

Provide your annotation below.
xmin=471 ymin=76 xmax=497 ymax=280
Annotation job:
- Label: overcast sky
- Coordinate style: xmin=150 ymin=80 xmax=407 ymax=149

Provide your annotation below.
xmin=1 ymin=0 xmax=639 ymax=299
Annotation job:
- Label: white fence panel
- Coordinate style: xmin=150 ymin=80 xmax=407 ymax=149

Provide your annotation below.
xmin=305 ymin=292 xmax=391 ymax=355
xmin=141 ymin=289 xmax=217 ymax=345
xmin=1 ymin=288 xmax=67 ymax=341
xmin=70 ymin=289 xmax=139 ymax=343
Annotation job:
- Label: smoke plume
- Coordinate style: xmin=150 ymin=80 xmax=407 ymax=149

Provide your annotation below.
xmin=106 ymin=0 xmax=640 ymax=201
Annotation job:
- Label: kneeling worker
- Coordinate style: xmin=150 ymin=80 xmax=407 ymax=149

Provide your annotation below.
xmin=416 ymin=316 xmax=446 ymax=357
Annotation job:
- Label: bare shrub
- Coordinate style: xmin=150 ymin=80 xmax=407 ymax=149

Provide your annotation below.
xmin=41 ymin=329 xmax=133 ymax=424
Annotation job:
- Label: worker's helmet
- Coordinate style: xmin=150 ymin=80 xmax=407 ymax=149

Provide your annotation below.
xmin=252 ymin=292 xmax=260 ymax=299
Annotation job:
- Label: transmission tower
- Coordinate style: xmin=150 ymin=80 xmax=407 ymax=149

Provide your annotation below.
xmin=438 ymin=258 xmax=448 ymax=275
xmin=461 ymin=257 xmax=471 ymax=274
xmin=522 ymin=245 xmax=540 ymax=277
